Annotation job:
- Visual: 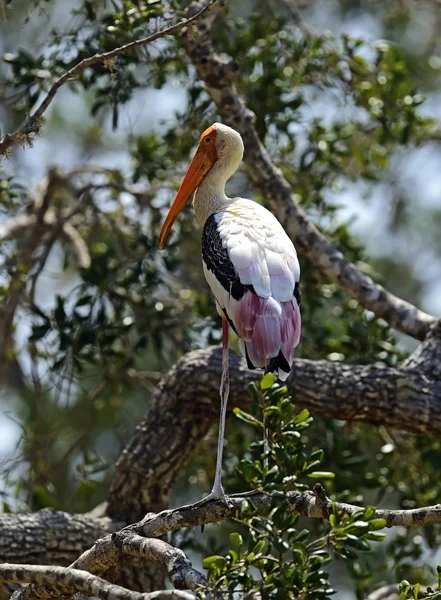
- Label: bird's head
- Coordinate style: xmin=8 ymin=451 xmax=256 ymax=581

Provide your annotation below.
xmin=158 ymin=122 xmax=244 ymax=248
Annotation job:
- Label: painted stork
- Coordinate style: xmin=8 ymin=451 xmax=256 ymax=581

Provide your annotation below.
xmin=159 ymin=123 xmax=301 ymax=503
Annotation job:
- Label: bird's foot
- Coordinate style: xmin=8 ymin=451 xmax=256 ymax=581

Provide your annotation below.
xmin=178 ymin=485 xmax=234 ymax=511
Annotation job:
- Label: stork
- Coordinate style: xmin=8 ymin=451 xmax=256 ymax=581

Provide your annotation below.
xmin=159 ymin=123 xmax=301 ymax=503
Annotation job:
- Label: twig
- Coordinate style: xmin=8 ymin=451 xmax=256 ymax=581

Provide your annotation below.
xmin=182 ymin=0 xmax=437 ymax=341
xmin=0 ymin=0 xmax=217 ymax=158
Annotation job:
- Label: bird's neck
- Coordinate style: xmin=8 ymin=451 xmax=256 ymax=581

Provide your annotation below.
xmin=192 ymin=158 xmax=237 ymax=225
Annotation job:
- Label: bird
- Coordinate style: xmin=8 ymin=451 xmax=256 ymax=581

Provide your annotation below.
xmin=159 ymin=122 xmax=301 ymax=503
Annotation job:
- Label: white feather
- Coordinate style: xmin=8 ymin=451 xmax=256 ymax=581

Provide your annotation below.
xmin=214 ymin=199 xmax=299 ymax=302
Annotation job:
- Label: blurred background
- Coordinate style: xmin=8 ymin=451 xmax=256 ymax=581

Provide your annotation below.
xmin=1 ymin=0 xmax=441 ymax=598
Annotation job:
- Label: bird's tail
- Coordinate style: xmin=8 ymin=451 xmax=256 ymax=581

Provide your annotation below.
xmin=234 ymin=293 xmax=301 ymax=381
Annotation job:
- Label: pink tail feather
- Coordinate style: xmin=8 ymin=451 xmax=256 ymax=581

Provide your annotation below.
xmin=233 ymin=291 xmax=301 ymax=379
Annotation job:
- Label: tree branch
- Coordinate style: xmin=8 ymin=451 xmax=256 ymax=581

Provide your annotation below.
xmin=0 ymin=508 xmax=122 ymax=566
xmin=5 ymin=339 xmax=441 ymax=598
xmin=129 ymin=487 xmax=441 ymax=537
xmin=0 ymin=565 xmax=195 ymax=600
xmin=181 ymin=0 xmax=437 ymax=341
xmin=107 ymin=336 xmax=441 ymax=519
xmin=0 ymin=0 xmax=217 ymax=158
xmin=8 ymin=522 xmax=205 ymax=600
xmin=10 ymin=484 xmax=441 ymax=600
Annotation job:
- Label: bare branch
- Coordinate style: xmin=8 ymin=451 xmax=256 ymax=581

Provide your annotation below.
xmin=65 ymin=534 xmax=206 ymax=592
xmin=0 ymin=565 xmax=195 ymax=600
xmin=0 ymin=0 xmax=218 ymax=158
xmin=0 ymin=215 xmax=38 ymax=241
xmin=130 ymin=487 xmax=441 ymax=538
xmin=4 ymin=478 xmax=441 ymax=600
xmin=181 ymin=0 xmax=437 ymax=341
xmin=60 ymin=222 xmax=91 ymax=270
xmin=280 ymin=0 xmax=316 ymax=38
xmin=0 ymin=168 xmax=91 ymax=381
xmin=9 ymin=522 xmax=205 ymax=600
xmin=113 ymin=535 xmax=206 ymax=592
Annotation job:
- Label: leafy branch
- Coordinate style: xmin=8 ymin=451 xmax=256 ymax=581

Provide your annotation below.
xmin=0 ymin=0 xmax=217 ymax=158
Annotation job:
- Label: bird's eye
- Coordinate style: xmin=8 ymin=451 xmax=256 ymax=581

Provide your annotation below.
xmin=205 ymin=136 xmax=211 ymax=143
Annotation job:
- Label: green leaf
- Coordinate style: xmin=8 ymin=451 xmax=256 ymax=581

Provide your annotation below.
xmin=364 ymin=532 xmax=387 ymax=542
xmin=307 ymin=471 xmax=335 ymax=479
xmin=413 ymin=583 xmax=420 ymax=599
xmin=363 ymin=506 xmax=376 ymax=520
xmin=229 ymin=532 xmax=243 ymax=554
xmin=351 ymin=520 xmax=370 ymax=528
xmin=260 ymin=372 xmax=275 ymax=389
xmin=252 ymin=539 xmax=266 ymax=555
xmin=233 ymin=408 xmax=264 ymax=428
xmin=368 ymin=518 xmax=387 ymax=530
xmin=293 ymin=409 xmax=310 ymax=424
xmin=202 ymin=555 xmax=225 ymax=569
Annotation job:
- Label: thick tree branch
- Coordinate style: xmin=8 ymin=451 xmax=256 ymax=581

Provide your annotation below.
xmin=107 ymin=336 xmax=441 ymax=520
xmin=10 ymin=524 xmax=205 ymax=600
xmin=0 ymin=565 xmax=195 ymax=600
xmin=62 ymin=534 xmax=206 ymax=592
xmin=0 ymin=0 xmax=217 ymax=158
xmin=0 ymin=508 xmax=122 ymax=566
xmin=181 ymin=0 xmax=437 ymax=341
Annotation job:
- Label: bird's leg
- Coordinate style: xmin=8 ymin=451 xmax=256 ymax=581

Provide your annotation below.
xmin=184 ymin=318 xmax=231 ymax=509
xmin=210 ymin=316 xmax=230 ymax=501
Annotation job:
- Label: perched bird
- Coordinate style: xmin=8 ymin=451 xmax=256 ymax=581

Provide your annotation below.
xmin=159 ymin=123 xmax=301 ymax=503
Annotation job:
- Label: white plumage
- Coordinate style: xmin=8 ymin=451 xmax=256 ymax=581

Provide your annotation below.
xmin=159 ymin=122 xmax=302 ymax=502
xmin=202 ymin=198 xmax=301 ymax=380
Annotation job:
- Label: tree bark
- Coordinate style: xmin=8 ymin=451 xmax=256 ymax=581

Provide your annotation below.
xmin=0 ymin=509 xmax=120 ymax=566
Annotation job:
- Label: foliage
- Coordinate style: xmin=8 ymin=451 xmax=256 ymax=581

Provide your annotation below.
xmin=198 ymin=377 xmax=387 ymax=599
xmin=1 ymin=0 xmax=441 ymax=598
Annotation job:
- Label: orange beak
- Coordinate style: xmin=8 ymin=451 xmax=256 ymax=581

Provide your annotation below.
xmin=159 ymin=129 xmax=218 ymax=248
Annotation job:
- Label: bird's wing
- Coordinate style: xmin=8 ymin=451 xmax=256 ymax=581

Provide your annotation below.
xmin=216 ymin=199 xmax=300 ymax=301
xmin=201 ymin=199 xmax=301 ymax=380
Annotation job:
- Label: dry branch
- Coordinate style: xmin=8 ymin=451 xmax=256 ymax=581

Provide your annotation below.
xmin=0 ymin=0 xmax=217 ymax=158
xmin=181 ymin=0 xmax=437 ymax=341
xmin=9 ymin=519 xmax=205 ymax=600
xmin=0 ymin=565 xmax=195 ymax=600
